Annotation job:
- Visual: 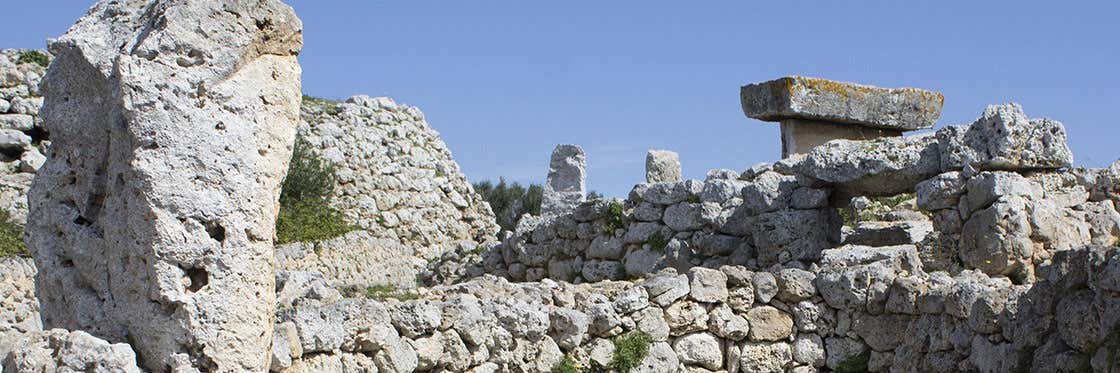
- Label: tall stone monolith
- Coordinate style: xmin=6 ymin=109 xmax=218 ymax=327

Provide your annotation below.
xmin=542 ymin=144 xmax=587 ymax=216
xmin=26 ymin=0 xmax=303 ymax=370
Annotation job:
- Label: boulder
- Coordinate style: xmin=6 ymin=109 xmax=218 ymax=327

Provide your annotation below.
xmin=799 ymin=133 xmax=942 ymax=196
xmin=542 ymin=144 xmax=587 ymax=216
xmin=938 ymin=103 xmax=1073 ymax=171
xmin=646 ymin=149 xmax=682 ymax=183
xmin=2 ymin=329 xmax=140 ymax=373
xmin=27 ymin=0 xmax=303 ymax=370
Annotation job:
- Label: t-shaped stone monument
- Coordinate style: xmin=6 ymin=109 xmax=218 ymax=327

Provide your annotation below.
xmin=741 ymin=76 xmax=944 ymax=158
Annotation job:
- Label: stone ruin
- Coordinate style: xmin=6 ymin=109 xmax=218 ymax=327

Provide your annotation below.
xmin=0 ymin=1 xmax=1118 ymax=372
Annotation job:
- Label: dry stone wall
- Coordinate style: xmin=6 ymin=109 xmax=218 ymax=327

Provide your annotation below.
xmin=0 ymin=49 xmax=50 ymax=225
xmin=273 ymin=244 xmax=1120 ymax=372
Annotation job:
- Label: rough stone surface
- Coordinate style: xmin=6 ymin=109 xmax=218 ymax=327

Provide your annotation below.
xmin=26 ymin=1 xmax=304 ymax=370
xmin=938 ymin=103 xmax=1073 ymax=171
xmin=799 ymin=133 xmax=942 ymax=196
xmin=741 ymin=76 xmax=944 ymax=130
xmin=542 ymin=144 xmax=587 ymax=216
xmin=3 ymin=329 xmax=141 ymax=372
xmin=646 ymin=149 xmax=682 ymax=183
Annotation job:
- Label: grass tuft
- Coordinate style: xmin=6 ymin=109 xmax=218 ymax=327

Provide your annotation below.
xmin=647 ymin=230 xmax=668 ymax=253
xmin=551 ymin=356 xmax=585 ymax=373
xmin=275 ymin=135 xmax=356 ymax=244
xmin=609 ymin=331 xmax=651 ymax=372
xmin=17 ymin=50 xmax=49 ymax=68
xmin=342 ymin=284 xmax=419 ymax=301
xmin=302 ymin=95 xmax=341 ymax=115
xmin=603 ymin=200 xmax=625 ymax=235
xmin=0 ymin=211 xmax=28 ymax=258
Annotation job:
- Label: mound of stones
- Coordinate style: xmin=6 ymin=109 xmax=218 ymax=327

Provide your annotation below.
xmin=277 ymin=95 xmax=500 ymax=289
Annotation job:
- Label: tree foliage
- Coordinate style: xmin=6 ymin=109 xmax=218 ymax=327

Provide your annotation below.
xmin=473 ymin=178 xmax=543 ymax=233
xmin=275 ymin=135 xmax=355 ymax=244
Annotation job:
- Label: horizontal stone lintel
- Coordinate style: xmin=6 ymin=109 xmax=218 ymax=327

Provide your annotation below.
xmin=742 ymin=76 xmax=944 ymax=131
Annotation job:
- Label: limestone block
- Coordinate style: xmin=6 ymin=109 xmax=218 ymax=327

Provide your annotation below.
xmin=27 ymin=0 xmax=304 ymax=370
xmin=542 ymin=144 xmax=587 ymax=216
xmin=741 ymin=76 xmax=943 ymax=130
xmin=779 ymin=118 xmax=903 ymax=158
xmin=938 ymin=103 xmax=1073 ymax=171
xmin=646 ymin=149 xmax=682 ymax=183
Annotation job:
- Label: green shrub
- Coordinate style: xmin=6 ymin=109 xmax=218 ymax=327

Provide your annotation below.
xmin=342 ymin=284 xmax=419 ymax=301
xmin=473 ymin=178 xmax=543 ymax=233
xmin=835 ymin=350 xmax=871 ymax=373
xmin=301 ymin=95 xmax=341 ymax=115
xmin=0 ymin=211 xmax=28 ymax=258
xmin=551 ymin=356 xmax=585 ymax=373
xmin=603 ymin=200 xmax=625 ymax=235
xmin=647 ymin=230 xmax=668 ymax=253
xmin=275 ymin=135 xmax=355 ymax=244
xmin=17 ymin=50 xmax=49 ymax=68
xmin=610 ymin=331 xmax=651 ymax=372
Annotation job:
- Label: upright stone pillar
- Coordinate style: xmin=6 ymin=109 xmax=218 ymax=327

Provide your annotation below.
xmin=27 ymin=0 xmax=303 ymax=371
xmin=542 ymin=144 xmax=587 ymax=216
xmin=646 ymin=149 xmax=682 ymax=183
xmin=741 ymin=76 xmax=944 ymax=158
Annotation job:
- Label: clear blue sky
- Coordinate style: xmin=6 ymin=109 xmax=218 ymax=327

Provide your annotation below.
xmin=5 ymin=1 xmax=1118 ymax=196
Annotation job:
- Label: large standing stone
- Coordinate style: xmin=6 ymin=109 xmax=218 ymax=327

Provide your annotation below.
xmin=646 ymin=149 xmax=682 ymax=183
xmin=27 ymin=0 xmax=303 ymax=370
xmin=542 ymin=144 xmax=587 ymax=216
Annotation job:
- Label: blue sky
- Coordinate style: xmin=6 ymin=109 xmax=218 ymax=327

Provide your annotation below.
xmin=4 ymin=1 xmax=1119 ymax=196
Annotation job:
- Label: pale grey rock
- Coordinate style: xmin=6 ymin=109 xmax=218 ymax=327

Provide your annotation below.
xmin=824 ymin=337 xmax=868 ymax=371
xmin=3 ymin=329 xmax=141 ymax=373
xmin=646 ymin=149 xmax=682 ymax=183
xmin=632 ymin=341 xmax=679 ymax=373
xmin=632 ymin=180 xmax=703 ymax=205
xmin=0 ymin=129 xmax=30 ymax=152
xmin=792 ymin=334 xmax=826 ymax=367
xmin=775 ymin=268 xmax=816 ymax=303
xmin=664 ymin=202 xmax=704 ymax=231
xmin=0 ymin=114 xmax=33 ymax=131
xmin=374 ymin=337 xmax=419 ymax=373
xmin=799 ymin=133 xmax=942 ymax=196
xmin=28 ymin=0 xmax=303 ymax=370
xmin=738 ymin=341 xmax=793 ymax=373
xmin=851 ymin=313 xmax=909 ymax=351
xmin=581 ymin=260 xmax=624 ymax=282
xmin=542 ymin=144 xmax=587 ymax=216
xmin=963 ymin=171 xmax=1043 ymax=214
xmin=390 ymin=300 xmax=443 ymax=338
xmin=632 ymin=202 xmax=664 ymax=221
xmin=673 ymin=332 xmax=723 ymax=370
xmin=938 ymin=103 xmax=1073 ymax=171
xmin=1084 ymin=200 xmax=1120 ymax=245
xmin=549 ymin=308 xmax=589 ymax=350
xmin=624 ymin=248 xmax=665 ymax=278
xmin=741 ymin=171 xmax=797 ymax=214
xmin=960 ymin=196 xmax=1034 ymax=275
xmin=586 ymin=302 xmax=623 ymax=337
xmin=727 ymin=287 xmax=756 ymax=313
xmin=587 ymin=338 xmax=615 ymax=368
xmin=749 ymin=209 xmax=841 ymax=265
xmin=708 ymin=304 xmax=750 ymax=341
xmin=632 ymin=306 xmax=671 ymax=341
xmin=702 ymin=178 xmax=746 ymax=203
xmin=688 ymin=267 xmax=729 ymax=303
xmin=790 ymin=187 xmax=830 ymax=209
xmin=282 ymin=298 xmax=390 ymax=353
xmin=491 ymin=298 xmax=550 ymax=340
xmin=613 ymin=285 xmax=649 ymax=314
xmin=746 ymin=306 xmax=794 ymax=342
xmin=753 ymin=272 xmax=778 ymax=304
xmin=642 ymin=274 xmax=691 ymax=306
xmin=790 ymin=301 xmax=828 ymax=333
xmin=1056 ymin=289 xmax=1100 ymax=351
xmin=18 ymin=147 xmax=45 ymax=173
xmin=276 ymin=231 xmax=427 ymax=290
xmin=916 ymin=171 xmax=965 ymax=210
xmin=270 ymin=322 xmax=301 ymax=372
xmin=741 ymin=76 xmax=943 ymax=130
xmin=844 ymin=220 xmax=933 ymax=246
xmin=664 ymin=300 xmax=709 ymax=336
xmin=588 ymin=235 xmax=625 ymax=259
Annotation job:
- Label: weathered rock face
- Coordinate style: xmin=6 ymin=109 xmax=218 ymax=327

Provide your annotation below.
xmin=646 ymin=149 xmax=682 ymax=183
xmin=27 ymin=0 xmax=303 ymax=370
xmin=3 ymin=328 xmax=141 ymax=372
xmin=938 ymin=103 xmax=1073 ymax=171
xmin=741 ymin=76 xmax=944 ymax=130
xmin=542 ymin=144 xmax=587 ymax=216
xmin=283 ymin=95 xmax=500 ymax=287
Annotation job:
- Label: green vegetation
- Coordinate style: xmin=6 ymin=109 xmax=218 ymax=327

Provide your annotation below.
xmin=551 ymin=356 xmax=584 ymax=373
xmin=647 ymin=230 xmax=668 ymax=253
xmin=587 ymin=191 xmax=605 ymax=201
xmin=0 ymin=211 xmax=28 ymax=258
xmin=301 ymin=95 xmax=341 ymax=115
xmin=341 ymin=284 xmax=419 ymax=301
xmin=835 ymin=350 xmax=871 ymax=373
xmin=17 ymin=50 xmax=49 ymax=68
xmin=275 ymin=135 xmax=356 ymax=244
xmin=841 ymin=193 xmax=919 ymax=227
xmin=602 ymin=200 xmax=625 ymax=235
xmin=473 ymin=178 xmax=543 ymax=233
xmin=609 ymin=331 xmax=651 ymax=372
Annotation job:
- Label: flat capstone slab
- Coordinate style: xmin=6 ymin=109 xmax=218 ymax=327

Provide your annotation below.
xmin=741 ymin=76 xmax=944 ymax=131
